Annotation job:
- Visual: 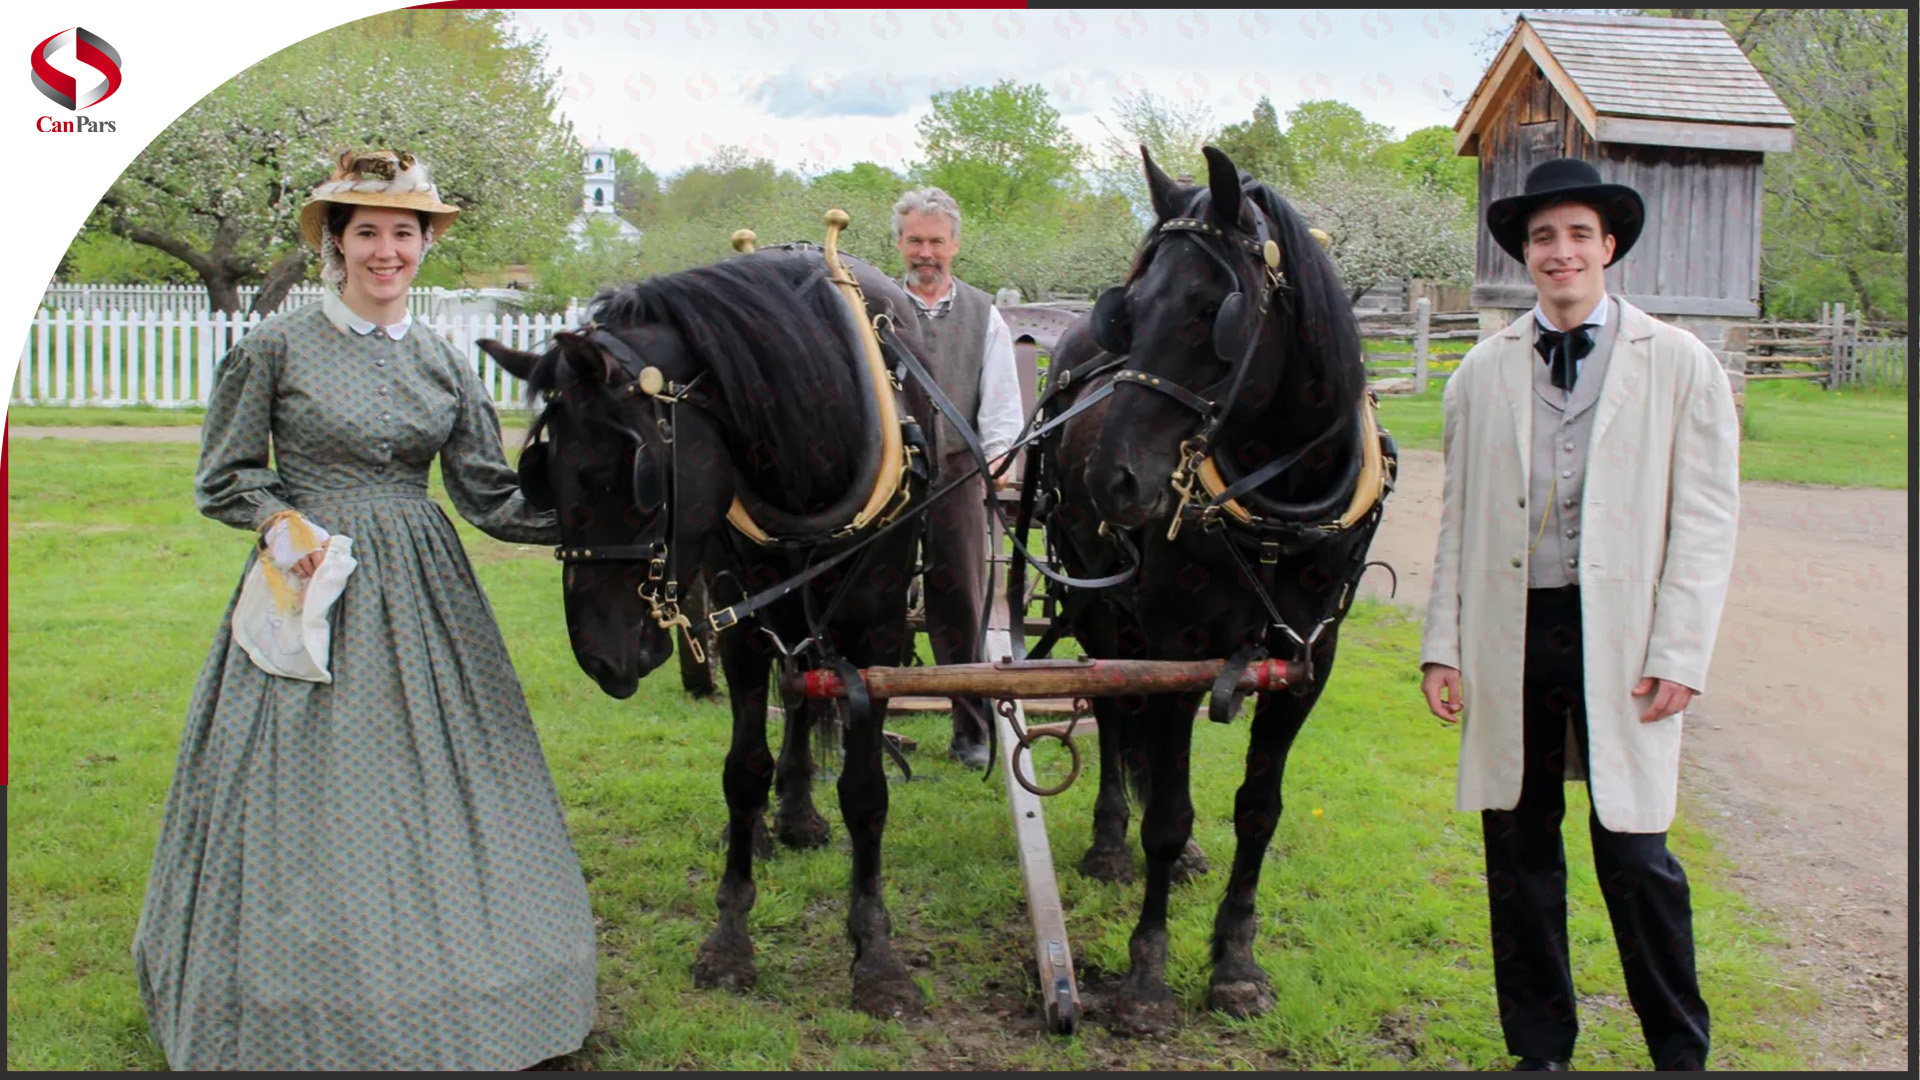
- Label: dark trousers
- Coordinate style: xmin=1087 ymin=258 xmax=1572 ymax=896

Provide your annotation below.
xmin=922 ymin=454 xmax=990 ymax=743
xmin=1482 ymin=586 xmax=1711 ymax=1069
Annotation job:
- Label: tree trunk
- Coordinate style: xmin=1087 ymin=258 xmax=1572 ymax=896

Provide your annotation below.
xmin=201 ymin=271 xmax=244 ymax=315
xmin=252 ymin=249 xmax=314 ymax=316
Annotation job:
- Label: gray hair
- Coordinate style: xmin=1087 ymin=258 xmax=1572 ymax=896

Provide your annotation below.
xmin=890 ymin=187 xmax=962 ymax=242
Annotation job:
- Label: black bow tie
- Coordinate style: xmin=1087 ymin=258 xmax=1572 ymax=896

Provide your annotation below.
xmin=1534 ymin=324 xmax=1595 ymax=392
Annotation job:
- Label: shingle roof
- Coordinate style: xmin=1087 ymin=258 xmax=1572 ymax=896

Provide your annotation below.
xmin=1524 ymin=13 xmax=1794 ymax=127
xmin=1454 ymin=13 xmax=1795 ymax=154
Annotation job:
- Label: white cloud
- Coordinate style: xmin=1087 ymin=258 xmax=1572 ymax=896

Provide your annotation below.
xmin=518 ymin=8 xmax=1508 ymax=175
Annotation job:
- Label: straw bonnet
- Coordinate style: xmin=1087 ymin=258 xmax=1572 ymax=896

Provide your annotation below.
xmin=298 ymin=149 xmax=460 ymax=251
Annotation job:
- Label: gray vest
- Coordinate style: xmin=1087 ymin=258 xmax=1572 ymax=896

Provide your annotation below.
xmin=908 ymin=277 xmax=991 ymax=460
xmin=1527 ymin=299 xmax=1620 ymax=588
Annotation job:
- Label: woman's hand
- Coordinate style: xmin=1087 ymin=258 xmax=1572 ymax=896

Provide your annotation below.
xmin=292 ymin=550 xmax=325 ymax=578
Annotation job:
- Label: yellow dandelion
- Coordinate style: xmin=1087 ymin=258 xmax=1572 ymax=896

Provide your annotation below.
xmin=1312 ymin=807 xmax=1325 ymax=818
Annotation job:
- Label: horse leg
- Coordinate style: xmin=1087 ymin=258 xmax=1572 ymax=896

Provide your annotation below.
xmin=837 ymin=665 xmax=925 ymax=1019
xmin=771 ymin=683 xmax=832 ymax=850
xmin=693 ymin=628 xmax=778 ymax=993
xmin=1078 ymin=693 xmax=1136 ymax=884
xmin=1108 ymin=694 xmax=1197 ymax=1037
xmin=1207 ymin=644 xmax=1333 ymax=1018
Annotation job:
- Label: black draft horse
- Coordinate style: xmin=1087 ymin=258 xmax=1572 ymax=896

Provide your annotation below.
xmin=1034 ymin=146 xmax=1392 ymax=1033
xmin=478 ymin=246 xmax=933 ymax=1020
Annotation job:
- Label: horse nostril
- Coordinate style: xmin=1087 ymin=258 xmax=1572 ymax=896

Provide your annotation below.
xmin=1103 ymin=463 xmax=1141 ymax=505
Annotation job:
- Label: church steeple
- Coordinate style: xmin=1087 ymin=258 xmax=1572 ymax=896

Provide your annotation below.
xmin=583 ymin=131 xmax=615 ymax=213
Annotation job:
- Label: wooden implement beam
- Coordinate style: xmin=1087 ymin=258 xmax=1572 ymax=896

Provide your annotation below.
xmin=780 ymin=657 xmax=1298 ymax=701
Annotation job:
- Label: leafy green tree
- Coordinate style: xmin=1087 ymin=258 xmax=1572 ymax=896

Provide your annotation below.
xmin=1212 ymin=97 xmax=1296 ymax=191
xmin=658 ymin=146 xmax=801 ymax=221
xmin=1283 ymin=100 xmax=1395 ymax=183
xmin=59 ymin=232 xmax=198 ymax=285
xmin=87 ymin=9 xmax=578 ymax=314
xmin=610 ymin=148 xmax=660 ymax=225
xmin=914 ymin=80 xmax=1084 ymax=217
xmin=1370 ymin=125 xmax=1477 ymax=201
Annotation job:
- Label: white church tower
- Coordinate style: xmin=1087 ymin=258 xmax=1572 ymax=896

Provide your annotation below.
xmin=568 ymin=131 xmax=642 ymax=249
xmin=582 ymin=136 xmax=616 ymax=213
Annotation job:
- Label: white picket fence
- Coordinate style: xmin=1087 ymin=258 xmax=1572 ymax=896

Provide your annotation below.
xmin=39 ymin=283 xmax=438 ymax=318
xmin=14 ymin=307 xmax=589 ymax=409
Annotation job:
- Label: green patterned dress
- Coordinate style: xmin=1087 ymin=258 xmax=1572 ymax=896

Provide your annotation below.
xmin=132 ymin=294 xmax=596 ymax=1070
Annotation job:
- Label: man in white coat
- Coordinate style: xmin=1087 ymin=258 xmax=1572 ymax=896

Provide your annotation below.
xmin=1420 ymin=159 xmax=1740 ymax=1071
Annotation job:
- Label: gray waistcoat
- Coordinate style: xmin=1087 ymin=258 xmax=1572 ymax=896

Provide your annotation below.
xmin=909 ymin=277 xmax=991 ymax=460
xmin=1527 ymin=301 xmax=1620 ymax=589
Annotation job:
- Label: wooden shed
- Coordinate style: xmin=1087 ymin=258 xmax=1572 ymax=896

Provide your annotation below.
xmin=1454 ymin=12 xmax=1794 ymax=344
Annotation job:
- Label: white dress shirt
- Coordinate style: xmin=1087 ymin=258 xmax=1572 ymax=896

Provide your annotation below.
xmin=903 ymin=281 xmax=1025 ymax=461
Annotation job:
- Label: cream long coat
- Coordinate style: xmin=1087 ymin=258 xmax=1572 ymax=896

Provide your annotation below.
xmin=1420 ymin=299 xmax=1741 ymax=833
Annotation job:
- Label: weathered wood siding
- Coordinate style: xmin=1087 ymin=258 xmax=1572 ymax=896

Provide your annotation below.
xmin=1471 ymin=62 xmax=1764 ymax=317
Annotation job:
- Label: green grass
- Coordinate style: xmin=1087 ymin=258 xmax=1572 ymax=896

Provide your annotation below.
xmin=5 ymin=403 xmax=531 ymax=434
xmin=1374 ymin=379 xmax=1907 ymax=489
xmin=6 ymin=441 xmax=1825 ymax=1069
xmin=7 ymin=405 xmax=208 ymax=427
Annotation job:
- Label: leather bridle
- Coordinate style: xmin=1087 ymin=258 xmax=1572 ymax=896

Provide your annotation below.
xmin=1090 ymin=195 xmax=1299 ymax=539
xmin=521 ymin=326 xmax=715 ymax=660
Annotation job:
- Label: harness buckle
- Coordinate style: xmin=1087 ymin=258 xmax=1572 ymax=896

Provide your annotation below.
xmin=1259 ymin=539 xmax=1281 ymax=566
xmin=710 ymin=606 xmax=741 ymax=632
xmin=648 ymin=556 xmax=667 ymax=581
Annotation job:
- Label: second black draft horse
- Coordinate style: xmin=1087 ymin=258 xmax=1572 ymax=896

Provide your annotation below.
xmin=478 ymin=239 xmax=934 ymax=1020
xmin=1030 ymin=145 xmax=1395 ymax=1034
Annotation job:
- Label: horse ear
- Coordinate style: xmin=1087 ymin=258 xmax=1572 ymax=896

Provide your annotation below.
xmin=477 ymin=339 xmax=542 ymax=382
xmin=1141 ymin=145 xmax=1181 ymax=221
xmin=1202 ymin=146 xmax=1243 ymax=233
xmin=554 ymin=331 xmax=616 ymax=386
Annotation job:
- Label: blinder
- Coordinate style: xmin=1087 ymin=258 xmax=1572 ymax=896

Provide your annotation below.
xmin=1095 ymin=211 xmax=1281 ymax=370
xmin=1090 ymin=284 xmax=1132 ymax=356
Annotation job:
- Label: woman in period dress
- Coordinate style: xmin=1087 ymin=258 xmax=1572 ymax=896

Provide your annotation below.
xmin=132 ymin=150 xmax=597 ymax=1070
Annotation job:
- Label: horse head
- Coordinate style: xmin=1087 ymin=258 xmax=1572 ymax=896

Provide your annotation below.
xmin=481 ymin=323 xmax=732 ymax=699
xmin=1086 ymin=145 xmax=1359 ymax=530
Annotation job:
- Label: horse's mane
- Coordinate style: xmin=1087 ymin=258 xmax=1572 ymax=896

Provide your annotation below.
xmin=1240 ymin=179 xmax=1367 ymax=417
xmin=571 ymin=250 xmax=866 ymax=514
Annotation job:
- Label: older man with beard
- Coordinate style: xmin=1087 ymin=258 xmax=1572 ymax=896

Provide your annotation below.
xmin=892 ymin=186 xmax=1024 ymax=769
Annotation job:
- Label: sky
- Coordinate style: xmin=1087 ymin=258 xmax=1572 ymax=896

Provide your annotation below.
xmin=506 ymin=8 xmax=1521 ymax=178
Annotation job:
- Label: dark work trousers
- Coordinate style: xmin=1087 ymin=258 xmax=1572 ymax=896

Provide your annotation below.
xmin=1482 ymin=585 xmax=1711 ymax=1070
xmin=921 ymin=452 xmax=990 ymax=745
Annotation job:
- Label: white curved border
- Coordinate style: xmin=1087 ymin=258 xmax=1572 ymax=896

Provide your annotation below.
xmin=1 ymin=0 xmax=406 ymax=416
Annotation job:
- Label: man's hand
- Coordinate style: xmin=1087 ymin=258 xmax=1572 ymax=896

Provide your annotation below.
xmin=1632 ymin=677 xmax=1695 ymax=723
xmin=988 ymin=452 xmax=1018 ymax=491
xmin=1421 ymin=663 xmax=1464 ymax=724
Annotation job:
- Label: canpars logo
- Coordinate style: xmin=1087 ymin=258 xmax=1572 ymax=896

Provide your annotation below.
xmin=32 ymin=25 xmax=120 ymax=131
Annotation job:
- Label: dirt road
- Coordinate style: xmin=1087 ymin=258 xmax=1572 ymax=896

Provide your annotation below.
xmin=1364 ymin=448 xmax=1909 ymax=1071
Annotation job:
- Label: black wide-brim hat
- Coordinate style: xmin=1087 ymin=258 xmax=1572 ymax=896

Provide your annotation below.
xmin=1487 ymin=158 xmax=1644 ymax=267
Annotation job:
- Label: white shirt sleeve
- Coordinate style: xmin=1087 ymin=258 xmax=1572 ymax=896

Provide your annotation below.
xmin=975 ymin=305 xmax=1025 ymax=461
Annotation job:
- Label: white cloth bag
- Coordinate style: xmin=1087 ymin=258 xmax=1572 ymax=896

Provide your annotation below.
xmin=231 ymin=535 xmax=357 ymax=682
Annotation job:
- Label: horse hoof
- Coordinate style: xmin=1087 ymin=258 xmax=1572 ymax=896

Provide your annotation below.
xmin=1105 ymin=991 xmax=1180 ymax=1037
xmin=851 ymin=956 xmax=926 ymax=1020
xmin=776 ymin=809 xmax=832 ymax=850
xmin=692 ymin=938 xmax=757 ymax=994
xmin=1171 ymin=838 xmax=1209 ymax=884
xmin=1207 ymin=975 xmax=1273 ymax=1019
xmin=1078 ymin=845 xmax=1135 ymax=885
